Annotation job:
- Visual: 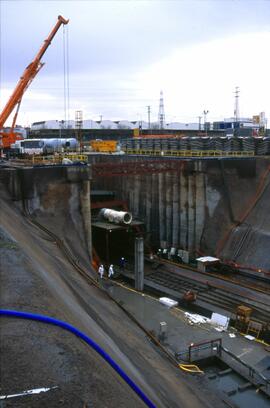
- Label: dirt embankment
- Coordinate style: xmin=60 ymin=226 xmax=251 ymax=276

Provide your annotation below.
xmin=0 ymin=205 xmax=144 ymax=408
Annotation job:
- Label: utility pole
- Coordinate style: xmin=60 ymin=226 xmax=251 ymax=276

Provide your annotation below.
xmin=75 ymin=110 xmax=83 ymax=152
xmin=147 ymin=105 xmax=151 ymax=130
xmin=233 ymin=86 xmax=240 ymax=137
xmin=59 ymin=119 xmax=64 ymax=143
xmin=198 ymin=116 xmax=202 ymax=131
xmin=234 ymin=86 xmax=240 ymax=122
xmin=203 ymin=110 xmax=209 ymax=135
xmin=158 ymin=90 xmax=165 ymax=130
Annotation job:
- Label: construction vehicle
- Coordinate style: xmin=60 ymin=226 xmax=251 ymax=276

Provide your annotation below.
xmin=90 ymin=140 xmax=118 ymax=153
xmin=0 ymin=15 xmax=69 ymax=153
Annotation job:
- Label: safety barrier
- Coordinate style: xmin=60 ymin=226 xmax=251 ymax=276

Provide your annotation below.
xmin=175 ymin=338 xmax=222 ymax=363
xmin=35 ymin=154 xmax=88 ymax=163
xmin=178 ymin=364 xmax=203 ymax=373
xmin=124 ymin=149 xmax=255 ymax=157
xmin=12 ymin=153 xmax=89 ymax=166
xmin=62 ymin=153 xmax=88 ymax=162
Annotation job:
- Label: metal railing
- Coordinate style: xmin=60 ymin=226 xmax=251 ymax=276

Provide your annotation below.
xmin=221 ymin=346 xmax=270 ymax=391
xmin=12 ymin=153 xmax=88 ymax=166
xmin=175 ymin=340 xmax=270 ymax=393
xmin=124 ymin=149 xmax=255 ymax=157
xmin=175 ymin=338 xmax=222 ymax=363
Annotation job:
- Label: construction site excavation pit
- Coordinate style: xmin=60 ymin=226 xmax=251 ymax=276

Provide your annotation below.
xmin=1 ymin=155 xmax=270 ymax=408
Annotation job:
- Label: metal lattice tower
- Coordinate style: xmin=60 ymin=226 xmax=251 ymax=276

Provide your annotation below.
xmin=234 ymin=86 xmax=240 ymax=122
xmin=158 ymin=90 xmax=165 ymax=129
xmin=75 ymin=110 xmax=83 ymax=149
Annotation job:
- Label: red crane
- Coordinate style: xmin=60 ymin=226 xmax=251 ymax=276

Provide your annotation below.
xmin=0 ymin=15 xmax=69 ymax=150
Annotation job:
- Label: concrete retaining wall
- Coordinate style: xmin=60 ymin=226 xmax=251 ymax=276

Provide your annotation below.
xmin=91 ymin=156 xmax=270 ymax=270
xmin=0 ymin=164 xmax=92 ymax=263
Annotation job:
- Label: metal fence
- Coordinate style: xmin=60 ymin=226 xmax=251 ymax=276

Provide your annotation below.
xmin=124 ymin=149 xmax=255 ymax=157
xmin=175 ymin=338 xmax=222 ymax=363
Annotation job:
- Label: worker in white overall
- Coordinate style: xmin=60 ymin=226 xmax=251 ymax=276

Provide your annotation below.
xmin=108 ymin=264 xmax=114 ymax=278
xmin=98 ymin=264 xmax=104 ymax=280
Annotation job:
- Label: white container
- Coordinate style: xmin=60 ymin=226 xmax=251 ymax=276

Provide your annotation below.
xmin=159 ymin=297 xmax=178 ymax=308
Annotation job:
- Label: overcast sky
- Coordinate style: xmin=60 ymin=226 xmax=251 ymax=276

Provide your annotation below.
xmin=0 ymin=0 xmax=269 ymax=126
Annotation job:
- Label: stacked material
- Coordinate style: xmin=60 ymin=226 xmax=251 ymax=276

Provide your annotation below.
xmin=201 ymin=137 xmax=210 ymax=150
xmin=242 ymin=137 xmax=254 ymax=152
xmin=161 ymin=139 xmax=169 ymax=151
xmin=266 ymin=138 xmax=270 ymax=154
xmin=179 ymin=138 xmax=189 ymax=151
xmin=255 ymin=138 xmax=270 ymax=155
xmin=146 ymin=138 xmax=154 ymax=150
xmin=190 ymin=137 xmax=203 ymax=151
xmin=121 ymin=136 xmax=270 ymax=154
xmin=134 ymin=139 xmax=141 ymax=150
xmin=223 ymin=138 xmax=232 ymax=152
xmin=140 ymin=138 xmax=148 ymax=150
xmin=215 ymin=137 xmax=224 ymax=151
xmin=121 ymin=139 xmax=128 ymax=150
xmin=255 ymin=138 xmax=264 ymax=155
xmin=233 ymin=137 xmax=242 ymax=151
xmin=154 ymin=139 xmax=162 ymax=150
xmin=168 ymin=139 xmax=178 ymax=151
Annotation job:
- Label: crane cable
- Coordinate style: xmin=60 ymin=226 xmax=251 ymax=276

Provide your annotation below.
xmin=66 ymin=25 xmax=70 ymax=126
xmin=62 ymin=24 xmax=70 ymax=129
xmin=0 ymin=1 xmax=2 ymax=111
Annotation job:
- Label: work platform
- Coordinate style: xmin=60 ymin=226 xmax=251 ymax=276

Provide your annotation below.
xmin=103 ymin=280 xmax=270 ymax=405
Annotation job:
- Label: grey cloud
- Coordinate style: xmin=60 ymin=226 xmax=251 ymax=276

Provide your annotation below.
xmin=1 ymin=0 xmax=270 ymax=82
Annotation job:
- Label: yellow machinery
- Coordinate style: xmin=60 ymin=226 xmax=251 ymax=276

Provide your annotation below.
xmin=235 ymin=305 xmax=252 ymax=331
xmin=90 ymin=140 xmax=117 ymax=153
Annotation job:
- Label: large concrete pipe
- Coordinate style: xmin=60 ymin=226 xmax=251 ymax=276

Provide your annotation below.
xmin=100 ymin=208 xmax=132 ymax=225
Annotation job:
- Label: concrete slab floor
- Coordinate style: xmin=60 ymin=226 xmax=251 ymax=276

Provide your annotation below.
xmin=103 ymin=280 xmax=270 ymax=374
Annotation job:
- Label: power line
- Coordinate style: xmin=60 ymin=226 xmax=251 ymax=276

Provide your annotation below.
xmin=63 ymin=25 xmax=67 ymax=125
xmin=67 ymin=26 xmax=70 ymax=123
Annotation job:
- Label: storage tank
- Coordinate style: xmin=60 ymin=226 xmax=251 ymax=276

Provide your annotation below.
xmin=43 ymin=138 xmax=78 ymax=153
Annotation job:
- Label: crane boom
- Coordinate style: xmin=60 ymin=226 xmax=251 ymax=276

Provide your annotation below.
xmin=0 ymin=15 xmax=69 ymax=133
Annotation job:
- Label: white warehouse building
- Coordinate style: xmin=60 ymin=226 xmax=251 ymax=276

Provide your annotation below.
xmin=31 ymin=119 xmax=201 ymax=131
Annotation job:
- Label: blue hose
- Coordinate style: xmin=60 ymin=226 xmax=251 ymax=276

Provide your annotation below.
xmin=0 ymin=309 xmax=156 ymax=408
